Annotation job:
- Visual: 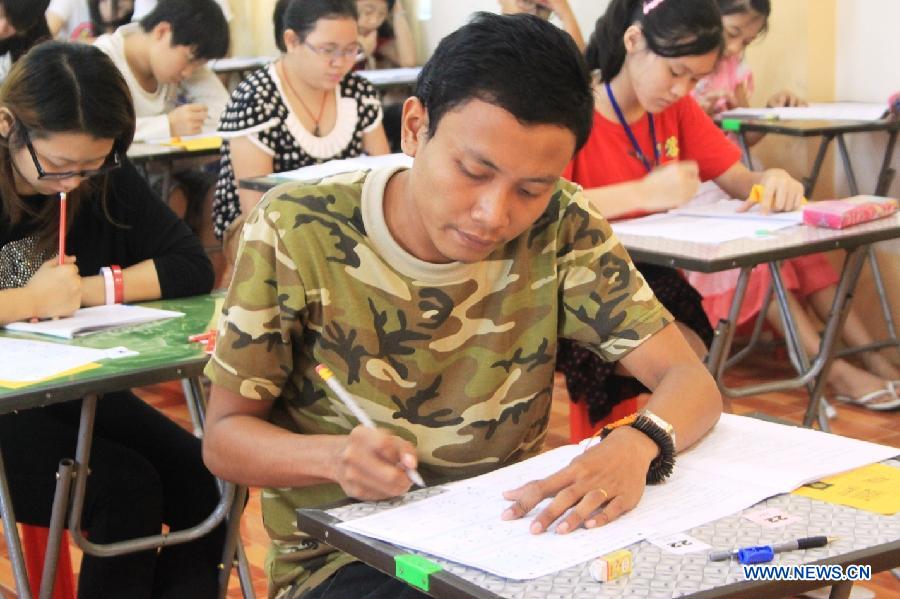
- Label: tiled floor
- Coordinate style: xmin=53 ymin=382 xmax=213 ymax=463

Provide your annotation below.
xmin=2 ymin=350 xmax=898 ymax=598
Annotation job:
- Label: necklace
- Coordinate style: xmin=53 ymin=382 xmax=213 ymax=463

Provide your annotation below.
xmin=604 ymin=81 xmax=659 ymax=173
xmin=280 ymin=61 xmax=329 ymax=137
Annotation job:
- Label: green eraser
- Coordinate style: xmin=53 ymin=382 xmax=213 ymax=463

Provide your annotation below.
xmin=394 ymin=554 xmax=443 ymax=591
xmin=721 ymin=118 xmax=742 ymax=131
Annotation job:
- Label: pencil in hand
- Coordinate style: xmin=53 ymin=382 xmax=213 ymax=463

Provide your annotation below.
xmin=315 ymin=364 xmax=426 ymax=488
xmin=58 ymin=192 xmax=67 ymax=265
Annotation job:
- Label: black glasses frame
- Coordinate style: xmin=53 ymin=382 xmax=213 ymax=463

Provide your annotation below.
xmin=21 ymin=127 xmax=122 ymax=181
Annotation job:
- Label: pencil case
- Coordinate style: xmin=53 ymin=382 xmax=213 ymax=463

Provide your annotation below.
xmin=802 ymin=196 xmax=899 ymax=229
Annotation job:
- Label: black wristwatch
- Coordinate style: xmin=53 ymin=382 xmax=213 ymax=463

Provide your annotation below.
xmin=599 ymin=410 xmax=676 ymax=484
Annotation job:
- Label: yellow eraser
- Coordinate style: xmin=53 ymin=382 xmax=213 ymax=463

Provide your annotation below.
xmin=589 ymin=549 xmax=633 ymax=582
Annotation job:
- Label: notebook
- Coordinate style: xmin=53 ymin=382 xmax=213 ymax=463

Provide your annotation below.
xmin=4 ymin=304 xmax=184 ymax=339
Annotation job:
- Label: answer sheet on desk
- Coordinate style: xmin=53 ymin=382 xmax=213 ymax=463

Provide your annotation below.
xmin=337 ymin=414 xmax=898 ymax=579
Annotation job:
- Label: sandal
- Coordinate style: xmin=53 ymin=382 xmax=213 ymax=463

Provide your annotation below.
xmin=834 ymin=381 xmax=900 ymax=411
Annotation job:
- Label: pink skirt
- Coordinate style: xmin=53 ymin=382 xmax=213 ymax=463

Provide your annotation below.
xmin=685 ymin=253 xmax=839 ymax=328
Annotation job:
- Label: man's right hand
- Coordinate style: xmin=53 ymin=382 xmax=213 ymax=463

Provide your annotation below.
xmin=642 ymin=161 xmax=701 ymax=212
xmin=333 ymin=425 xmax=418 ymax=500
xmin=26 ymin=256 xmax=82 ymax=318
xmin=168 ymin=103 xmax=208 ymax=137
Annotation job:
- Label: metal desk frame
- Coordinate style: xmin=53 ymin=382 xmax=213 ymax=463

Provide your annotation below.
xmin=0 ymin=295 xmax=254 ymax=599
xmin=732 ymin=118 xmax=900 ymax=373
xmin=617 ymin=215 xmax=900 ymax=431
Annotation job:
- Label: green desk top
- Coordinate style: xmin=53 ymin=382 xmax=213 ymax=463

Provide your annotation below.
xmin=0 ymin=293 xmax=222 ymax=413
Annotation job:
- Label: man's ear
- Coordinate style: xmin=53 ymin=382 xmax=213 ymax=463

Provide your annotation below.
xmin=623 ymin=24 xmax=643 ymax=54
xmin=151 ymin=21 xmax=172 ymax=43
xmin=399 ymin=96 xmax=429 ymax=157
xmin=0 ymin=108 xmax=15 ymax=138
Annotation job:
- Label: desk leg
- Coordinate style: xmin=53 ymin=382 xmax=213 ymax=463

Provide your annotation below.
xmin=769 ymin=264 xmax=829 ymax=431
xmin=802 ymin=246 xmax=868 ymax=428
xmin=836 ymin=134 xmax=860 ymax=196
xmin=217 ymin=485 xmax=250 ymax=599
xmin=181 ymin=377 xmax=206 ymax=437
xmin=738 ymin=132 xmax=754 ymax=170
xmin=708 ymin=266 xmax=753 ymax=384
xmin=875 ymin=128 xmax=897 ymax=196
xmin=805 ymin=135 xmax=834 ymax=198
xmin=828 ymin=580 xmax=853 ymax=599
xmin=38 ymin=459 xmax=75 ymax=599
xmin=0 ymin=444 xmax=33 ymax=599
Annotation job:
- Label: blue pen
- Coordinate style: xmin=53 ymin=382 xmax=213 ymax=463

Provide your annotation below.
xmin=709 ymin=536 xmax=834 ymax=563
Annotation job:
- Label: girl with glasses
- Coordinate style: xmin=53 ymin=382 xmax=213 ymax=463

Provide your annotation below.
xmin=354 ymin=0 xmax=416 ymax=71
xmin=212 ymin=0 xmax=390 ymax=269
xmin=498 ymin=0 xmax=585 ymax=51
xmin=0 ymin=41 xmax=224 ymax=597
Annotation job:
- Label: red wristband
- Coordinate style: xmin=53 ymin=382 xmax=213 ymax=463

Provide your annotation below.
xmin=110 ymin=264 xmax=124 ymax=304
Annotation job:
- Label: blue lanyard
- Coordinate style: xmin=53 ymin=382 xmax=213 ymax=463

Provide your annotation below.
xmin=605 ymin=82 xmax=659 ymax=173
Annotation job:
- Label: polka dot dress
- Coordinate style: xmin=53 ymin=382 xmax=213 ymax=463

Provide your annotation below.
xmin=212 ymin=64 xmax=383 ymax=239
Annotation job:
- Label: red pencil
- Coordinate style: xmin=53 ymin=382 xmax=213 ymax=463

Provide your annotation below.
xmin=58 ymin=191 xmax=67 ymax=265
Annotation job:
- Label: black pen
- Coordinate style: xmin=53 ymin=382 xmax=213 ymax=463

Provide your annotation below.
xmin=709 ymin=536 xmax=835 ymax=564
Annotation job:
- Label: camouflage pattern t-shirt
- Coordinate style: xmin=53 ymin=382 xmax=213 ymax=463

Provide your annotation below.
xmin=205 ymin=166 xmax=672 ymax=595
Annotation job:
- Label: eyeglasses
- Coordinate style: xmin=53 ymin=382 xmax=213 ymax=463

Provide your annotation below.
xmin=22 ymin=128 xmax=121 ymax=180
xmin=515 ymin=0 xmax=552 ymax=17
xmin=303 ymin=41 xmax=363 ymax=62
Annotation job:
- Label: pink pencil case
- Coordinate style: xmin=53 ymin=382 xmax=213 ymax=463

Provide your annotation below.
xmin=802 ymin=196 xmax=899 ymax=229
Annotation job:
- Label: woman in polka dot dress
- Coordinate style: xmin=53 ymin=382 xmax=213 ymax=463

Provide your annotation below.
xmin=212 ymin=0 xmax=389 ymax=250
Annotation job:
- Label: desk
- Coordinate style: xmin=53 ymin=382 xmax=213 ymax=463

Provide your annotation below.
xmin=0 ymin=294 xmax=247 ymax=599
xmin=128 ymin=141 xmax=223 ymax=210
xmin=725 ymin=118 xmax=898 ymax=198
xmin=297 ymin=459 xmax=900 ymax=598
xmin=615 ymin=214 xmax=900 ymax=430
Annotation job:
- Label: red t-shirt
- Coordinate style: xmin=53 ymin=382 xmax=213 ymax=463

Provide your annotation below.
xmin=563 ymin=95 xmax=742 ymax=195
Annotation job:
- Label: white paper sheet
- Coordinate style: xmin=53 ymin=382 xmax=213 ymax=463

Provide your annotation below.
xmin=0 ymin=338 xmax=124 ymax=384
xmin=719 ymin=102 xmax=888 ymax=122
xmin=611 ymin=212 xmax=798 ymax=244
xmin=277 ymin=153 xmax=413 ymax=182
xmin=671 ymin=199 xmax=804 ymax=223
xmin=4 ymin=305 xmax=184 ymax=339
xmin=337 ymin=414 xmax=898 ymax=580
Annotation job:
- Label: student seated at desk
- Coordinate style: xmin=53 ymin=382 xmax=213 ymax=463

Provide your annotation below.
xmin=498 ymin=0 xmax=585 ymax=51
xmin=89 ymin=0 xmax=135 ymax=37
xmin=0 ymin=42 xmax=223 ymax=597
xmin=350 ymin=0 xmax=417 ymax=152
xmin=557 ymin=0 xmax=900 ymax=418
xmin=94 ymin=0 xmax=229 ymax=245
xmin=211 ymin=0 xmax=390 ymax=260
xmin=202 ymin=13 xmax=721 ymax=598
xmin=353 ymin=0 xmax=416 ymax=70
xmin=692 ymin=0 xmax=805 ymax=147
xmin=0 ymin=0 xmax=51 ymax=82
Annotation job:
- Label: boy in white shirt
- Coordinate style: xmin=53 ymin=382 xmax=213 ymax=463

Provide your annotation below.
xmin=94 ymin=0 xmax=229 ymax=141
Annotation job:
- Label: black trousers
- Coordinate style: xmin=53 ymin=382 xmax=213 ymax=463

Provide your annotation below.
xmin=0 ymin=391 xmax=225 ymax=599
xmin=302 ymin=562 xmax=429 ymax=599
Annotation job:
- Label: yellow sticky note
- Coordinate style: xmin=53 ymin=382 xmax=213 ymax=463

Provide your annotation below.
xmin=0 ymin=362 xmax=103 ymax=389
xmin=792 ymin=463 xmax=900 ymax=515
xmin=167 ymin=136 xmax=222 ymax=151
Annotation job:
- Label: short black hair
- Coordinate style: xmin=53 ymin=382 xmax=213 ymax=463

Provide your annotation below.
xmin=415 ymin=12 xmax=593 ymax=152
xmin=717 ymin=0 xmax=770 ymax=34
xmin=586 ymin=0 xmax=724 ymax=81
xmin=1 ymin=0 xmax=51 ymax=32
xmin=273 ymin=0 xmax=357 ymax=53
xmin=140 ymin=0 xmax=229 ymax=60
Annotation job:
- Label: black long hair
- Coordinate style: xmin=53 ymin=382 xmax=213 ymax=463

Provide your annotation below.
xmin=273 ymin=0 xmax=357 ymax=52
xmin=0 ymin=42 xmax=135 ymax=253
xmin=586 ymin=0 xmax=724 ymax=81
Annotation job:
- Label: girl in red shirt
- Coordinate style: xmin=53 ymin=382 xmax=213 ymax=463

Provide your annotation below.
xmin=558 ymin=0 xmax=899 ymax=421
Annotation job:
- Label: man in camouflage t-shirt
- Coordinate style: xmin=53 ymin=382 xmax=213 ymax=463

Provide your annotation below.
xmin=203 ymin=13 xmax=722 ymax=599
